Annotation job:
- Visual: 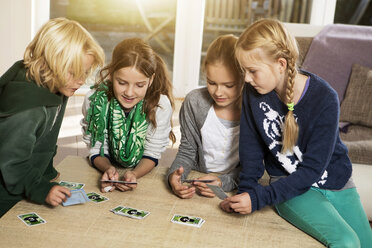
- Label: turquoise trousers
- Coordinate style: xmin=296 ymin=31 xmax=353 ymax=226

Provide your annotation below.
xmin=275 ymin=187 xmax=372 ymax=248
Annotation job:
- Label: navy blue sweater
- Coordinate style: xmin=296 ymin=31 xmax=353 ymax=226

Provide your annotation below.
xmin=238 ymin=71 xmax=352 ymax=212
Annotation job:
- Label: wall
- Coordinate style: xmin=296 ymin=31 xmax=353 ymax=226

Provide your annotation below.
xmin=0 ymin=0 xmax=49 ymax=75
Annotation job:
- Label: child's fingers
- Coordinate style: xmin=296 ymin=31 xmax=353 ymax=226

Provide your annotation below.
xmin=115 ymin=183 xmax=133 ymax=192
xmin=219 ymin=200 xmax=233 ymax=212
xmin=227 ymin=195 xmax=243 ymax=203
xmin=108 ymin=171 xmax=119 ymax=180
xmin=199 ymin=190 xmax=215 ymax=198
xmin=176 ymin=186 xmax=195 ymax=199
xmin=58 ymin=186 xmax=71 ymax=197
xmin=53 ymin=191 xmax=67 ymax=204
xmin=230 ymin=201 xmax=241 ymax=208
xmin=126 ymin=183 xmax=137 ymax=189
xmin=234 ymin=208 xmax=249 ymax=214
xmin=195 ymin=184 xmax=214 ymax=195
xmin=177 ymin=190 xmax=195 ymax=199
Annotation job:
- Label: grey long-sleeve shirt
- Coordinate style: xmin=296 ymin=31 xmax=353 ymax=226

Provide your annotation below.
xmin=167 ymin=87 xmax=240 ymax=192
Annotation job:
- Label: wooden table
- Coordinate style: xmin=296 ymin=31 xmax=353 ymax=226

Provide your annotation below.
xmin=0 ymin=156 xmax=323 ymax=248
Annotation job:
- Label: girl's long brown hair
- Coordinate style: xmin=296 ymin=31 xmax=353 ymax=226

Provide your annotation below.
xmin=96 ymin=38 xmax=176 ymax=144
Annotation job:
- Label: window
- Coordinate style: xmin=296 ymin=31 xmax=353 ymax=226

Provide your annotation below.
xmin=50 ymin=0 xmax=176 ymax=90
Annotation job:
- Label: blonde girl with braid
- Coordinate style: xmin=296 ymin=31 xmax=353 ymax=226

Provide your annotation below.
xmin=81 ymin=38 xmax=175 ymax=193
xmin=220 ymin=19 xmax=372 ymax=247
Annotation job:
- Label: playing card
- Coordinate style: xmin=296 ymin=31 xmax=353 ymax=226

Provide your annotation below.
xmin=110 ymin=205 xmax=150 ymax=219
xmin=87 ymin=192 xmax=109 ymax=203
xmin=59 ymin=181 xmax=85 ymax=189
xmin=18 ymin=212 xmax=46 ymax=227
xmin=171 ymin=214 xmax=205 ymax=228
xmin=206 ymin=184 xmax=228 ymax=200
xmin=100 ymin=180 xmax=137 ymax=184
xmin=182 ymin=179 xmax=215 ymax=183
xmin=110 ymin=206 xmax=124 ymax=213
xmin=62 ymin=189 xmax=89 ymax=206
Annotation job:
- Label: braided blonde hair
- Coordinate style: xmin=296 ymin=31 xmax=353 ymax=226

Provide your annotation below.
xmin=236 ymin=18 xmax=299 ymax=153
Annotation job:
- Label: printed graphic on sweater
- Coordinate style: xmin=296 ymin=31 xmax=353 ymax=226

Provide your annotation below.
xmin=259 ymin=102 xmax=328 ymax=186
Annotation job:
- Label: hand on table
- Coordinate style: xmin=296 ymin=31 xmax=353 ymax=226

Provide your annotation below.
xmin=219 ymin=192 xmax=252 ymax=214
xmin=169 ymin=166 xmax=195 ymax=199
xmin=192 ymin=175 xmax=221 ymax=198
xmin=100 ymin=166 xmax=119 ymax=193
xmin=115 ymin=170 xmax=137 ymax=191
xmin=45 ymin=185 xmax=71 ymax=207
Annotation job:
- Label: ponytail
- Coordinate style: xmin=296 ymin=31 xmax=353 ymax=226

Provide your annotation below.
xmin=144 ymin=54 xmax=176 ymax=144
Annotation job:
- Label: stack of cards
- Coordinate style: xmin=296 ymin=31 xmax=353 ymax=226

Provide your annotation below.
xmin=62 ymin=189 xmax=89 ymax=206
xmin=110 ymin=206 xmax=150 ymax=220
xmin=18 ymin=212 xmax=46 ymax=227
xmin=171 ymin=214 xmax=205 ymax=228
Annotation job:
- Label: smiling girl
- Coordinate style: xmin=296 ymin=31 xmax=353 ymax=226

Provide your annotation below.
xmin=81 ymin=38 xmax=175 ymax=193
xmin=167 ymin=34 xmax=244 ymax=199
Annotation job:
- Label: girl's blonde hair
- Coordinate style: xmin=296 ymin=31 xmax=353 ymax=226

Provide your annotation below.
xmin=236 ymin=18 xmax=299 ymax=153
xmin=24 ymin=17 xmax=105 ymax=93
xmin=202 ymin=34 xmax=245 ymax=97
xmin=97 ymin=38 xmax=176 ymax=144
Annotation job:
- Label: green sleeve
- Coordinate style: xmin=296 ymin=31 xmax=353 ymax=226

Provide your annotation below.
xmin=0 ymin=107 xmax=57 ymax=204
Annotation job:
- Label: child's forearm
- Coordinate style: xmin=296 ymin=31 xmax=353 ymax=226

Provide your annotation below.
xmin=131 ymin=158 xmax=156 ymax=179
xmin=92 ymin=156 xmax=114 ymax=173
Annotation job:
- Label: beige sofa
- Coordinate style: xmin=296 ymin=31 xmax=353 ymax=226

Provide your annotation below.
xmin=296 ymin=36 xmax=372 ymax=221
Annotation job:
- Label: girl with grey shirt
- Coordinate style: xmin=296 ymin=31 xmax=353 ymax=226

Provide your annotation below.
xmin=167 ymin=35 xmax=244 ymax=198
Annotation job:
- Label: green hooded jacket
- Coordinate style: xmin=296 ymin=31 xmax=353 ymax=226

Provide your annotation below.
xmin=0 ymin=61 xmax=67 ymax=216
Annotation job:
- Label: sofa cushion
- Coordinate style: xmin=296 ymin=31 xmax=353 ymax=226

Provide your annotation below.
xmin=340 ymin=125 xmax=372 ymax=165
xmin=301 ymin=24 xmax=372 ymax=103
xmin=295 ymin=37 xmax=313 ymax=68
xmin=340 ymin=64 xmax=372 ymax=127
